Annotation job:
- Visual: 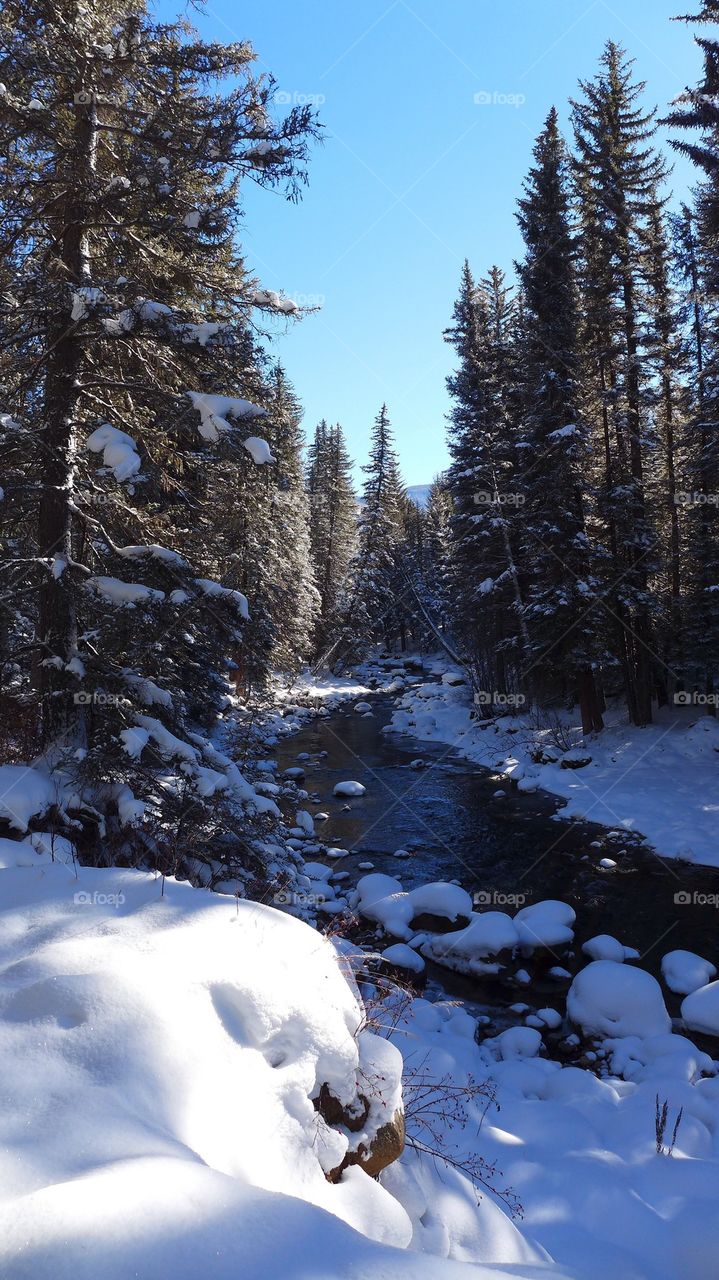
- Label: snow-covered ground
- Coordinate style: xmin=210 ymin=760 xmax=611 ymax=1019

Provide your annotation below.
xmin=385 ymin=656 xmax=719 ymax=868
xmin=2 ymin=836 xmax=719 ymax=1277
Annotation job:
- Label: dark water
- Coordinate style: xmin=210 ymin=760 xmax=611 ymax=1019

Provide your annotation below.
xmin=273 ymin=693 xmax=719 ymax=991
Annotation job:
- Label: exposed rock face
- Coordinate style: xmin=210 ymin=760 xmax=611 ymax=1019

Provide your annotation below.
xmin=314 ymin=1083 xmax=405 ymax=1181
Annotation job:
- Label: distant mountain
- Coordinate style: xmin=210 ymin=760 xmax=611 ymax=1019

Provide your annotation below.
xmin=406 ymin=484 xmax=431 ymax=509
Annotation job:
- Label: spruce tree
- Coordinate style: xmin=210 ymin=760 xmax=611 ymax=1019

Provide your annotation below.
xmin=572 ymin=42 xmax=667 ymax=724
xmin=444 ymin=263 xmax=526 ymax=700
xmin=515 ymin=108 xmax=604 ymax=730
xmin=306 ymin=420 xmax=357 ymax=662
xmin=0 ymin=0 xmax=319 ymax=866
xmin=342 ymin=406 xmax=405 ymax=657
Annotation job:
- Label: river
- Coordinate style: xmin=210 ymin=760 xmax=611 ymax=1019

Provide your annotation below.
xmin=272 ymin=687 xmax=719 ymax=1003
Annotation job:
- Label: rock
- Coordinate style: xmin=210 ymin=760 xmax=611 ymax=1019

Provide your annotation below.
xmin=314 ymin=1083 xmax=405 ymax=1181
xmin=560 ymin=750 xmax=592 ymax=770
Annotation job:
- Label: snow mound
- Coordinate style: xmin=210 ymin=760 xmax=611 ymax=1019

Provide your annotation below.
xmin=682 ymin=981 xmax=719 ymax=1037
xmin=582 ymin=934 xmax=639 ymax=964
xmin=334 ymin=780 xmax=366 ymax=797
xmin=567 ymin=961 xmax=671 ymax=1038
xmin=662 ymin=950 xmax=717 ymax=996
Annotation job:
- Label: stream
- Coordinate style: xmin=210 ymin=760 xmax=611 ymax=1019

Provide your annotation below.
xmin=273 ymin=688 xmax=719 ymax=1013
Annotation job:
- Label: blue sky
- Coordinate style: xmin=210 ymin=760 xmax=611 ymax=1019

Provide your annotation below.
xmin=169 ymin=0 xmax=701 ymax=485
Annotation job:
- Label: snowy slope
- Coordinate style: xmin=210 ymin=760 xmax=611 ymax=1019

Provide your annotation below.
xmin=0 ymin=839 xmax=559 ymax=1280
xmin=406 ymin=483 xmax=432 ymax=509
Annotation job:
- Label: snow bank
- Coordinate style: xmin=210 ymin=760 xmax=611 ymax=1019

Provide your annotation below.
xmin=386 ymin=663 xmax=719 ymax=867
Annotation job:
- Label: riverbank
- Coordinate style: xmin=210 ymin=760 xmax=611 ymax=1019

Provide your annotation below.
xmin=383 ymin=654 xmax=719 ymax=870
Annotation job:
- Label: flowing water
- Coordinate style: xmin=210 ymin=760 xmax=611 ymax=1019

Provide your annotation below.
xmin=273 ymin=690 xmax=719 ymax=1003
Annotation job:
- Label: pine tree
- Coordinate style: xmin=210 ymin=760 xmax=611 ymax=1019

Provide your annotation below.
xmin=444 ymin=263 xmax=526 ymax=700
xmin=514 ymin=107 xmax=604 ymax=730
xmin=0 ymin=0 xmax=319 ymax=866
xmin=572 ymin=42 xmax=668 ymax=725
xmin=306 ymin=420 xmax=357 ymax=662
xmin=342 ymin=406 xmax=405 ymax=657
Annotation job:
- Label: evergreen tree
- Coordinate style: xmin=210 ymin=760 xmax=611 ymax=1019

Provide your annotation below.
xmin=306 ymin=420 xmax=357 ymax=662
xmin=0 ymin=0 xmax=319 ymax=867
xmin=342 ymin=406 xmax=405 ymax=656
xmin=444 ymin=263 xmax=526 ymax=700
xmin=572 ymin=42 xmax=667 ymax=724
xmin=515 ymin=107 xmax=604 ymax=730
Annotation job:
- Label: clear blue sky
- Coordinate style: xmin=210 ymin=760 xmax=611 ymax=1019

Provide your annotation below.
xmin=166 ymin=0 xmax=701 ymax=485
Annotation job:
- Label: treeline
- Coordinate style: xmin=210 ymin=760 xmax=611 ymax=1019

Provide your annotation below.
xmin=434 ymin=23 xmax=719 ymax=730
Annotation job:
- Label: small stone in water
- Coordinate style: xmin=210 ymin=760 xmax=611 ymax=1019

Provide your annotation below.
xmin=599 ymin=857 xmax=617 ymax=869
xmin=493 ymin=789 xmax=506 ymax=798
xmin=358 ymin=861 xmax=374 ymax=870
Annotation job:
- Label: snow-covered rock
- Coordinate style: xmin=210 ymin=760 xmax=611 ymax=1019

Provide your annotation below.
xmin=662 ymin=950 xmax=717 ymax=996
xmin=568 ymin=961 xmax=671 ymax=1038
xmin=682 ymin=981 xmax=719 ymax=1037
xmin=334 ymin=780 xmax=366 ymax=797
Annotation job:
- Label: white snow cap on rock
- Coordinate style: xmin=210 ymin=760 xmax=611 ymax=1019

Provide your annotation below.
xmin=334 ymin=780 xmax=366 ymax=797
xmin=662 ymin=950 xmax=717 ymax=996
xmin=567 ymin=960 xmax=671 ymax=1038
xmin=682 ymin=980 xmax=719 ymax=1036
xmin=582 ymin=934 xmax=640 ymax=964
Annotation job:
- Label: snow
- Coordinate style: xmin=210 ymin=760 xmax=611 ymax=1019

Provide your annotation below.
xmin=334 ymin=780 xmax=366 ymax=796
xmin=86 ymin=423 xmax=141 ymax=482
xmin=186 ymin=391 xmax=267 ymax=444
xmin=71 ymin=286 xmax=107 ymax=321
xmin=0 ymin=767 xmax=58 ymax=832
xmin=407 ymin=882 xmax=472 ymax=922
xmin=662 ymin=950 xmax=717 ymax=996
xmin=382 ymin=943 xmax=426 ymax=974
xmin=682 ymin=982 xmax=719 ymax=1037
xmin=194 ymin=578 xmax=249 ymax=619
xmin=3 ymin=841 xmax=719 ymax=1277
xmin=582 ymin=934 xmax=640 ymax=963
xmin=0 ymin=856 xmax=456 ymax=1280
xmin=87 ymin=576 xmax=165 ymax=607
xmin=387 ymin=663 xmax=719 ymax=868
xmin=243 ymin=435 xmax=276 ymax=465
xmin=251 ymin=288 xmax=299 ymax=314
xmin=513 ymin=900 xmax=575 ymax=950
xmin=567 ymin=961 xmax=671 ymax=1038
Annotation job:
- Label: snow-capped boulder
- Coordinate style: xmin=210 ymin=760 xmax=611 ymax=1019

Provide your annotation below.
xmin=662 ymin=950 xmax=717 ymax=996
xmin=333 ymin=780 xmax=366 ymax=797
xmin=682 ymin=981 xmax=719 ymax=1037
xmin=567 ymin=961 xmax=671 ymax=1038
